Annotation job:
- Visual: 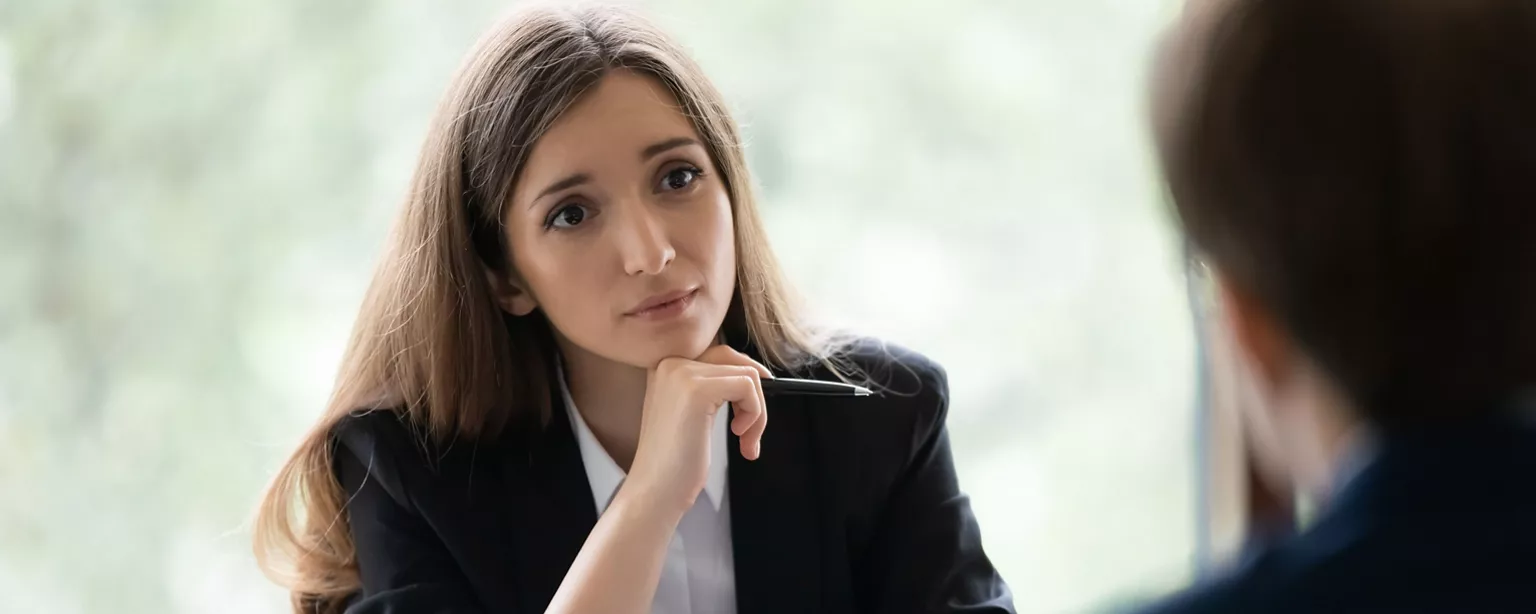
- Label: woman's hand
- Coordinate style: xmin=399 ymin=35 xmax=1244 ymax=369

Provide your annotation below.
xmin=549 ymin=345 xmax=768 ymax=614
xmin=547 ymin=345 xmax=770 ymax=614
xmin=623 ymin=345 xmax=772 ymax=517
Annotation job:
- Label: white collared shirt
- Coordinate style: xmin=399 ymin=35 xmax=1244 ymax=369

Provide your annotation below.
xmin=559 ymin=377 xmax=737 ymax=614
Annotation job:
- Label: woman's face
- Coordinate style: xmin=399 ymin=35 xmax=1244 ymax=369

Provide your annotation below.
xmin=496 ymin=69 xmax=737 ymax=369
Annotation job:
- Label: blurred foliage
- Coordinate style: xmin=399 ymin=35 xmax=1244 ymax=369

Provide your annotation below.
xmin=0 ymin=0 xmax=1191 ymax=612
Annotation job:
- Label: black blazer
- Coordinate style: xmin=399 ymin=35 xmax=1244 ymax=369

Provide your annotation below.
xmin=1139 ymin=409 xmax=1536 ymax=614
xmin=332 ymin=339 xmax=1014 ymax=613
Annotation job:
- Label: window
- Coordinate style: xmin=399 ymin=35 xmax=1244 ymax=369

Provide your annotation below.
xmin=0 ymin=1 xmax=1194 ymax=611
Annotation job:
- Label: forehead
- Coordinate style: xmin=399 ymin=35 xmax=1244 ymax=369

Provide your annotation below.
xmin=522 ymin=70 xmax=699 ymax=175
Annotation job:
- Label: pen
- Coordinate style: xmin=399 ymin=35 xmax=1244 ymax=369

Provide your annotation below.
xmin=761 ymin=377 xmax=873 ymax=397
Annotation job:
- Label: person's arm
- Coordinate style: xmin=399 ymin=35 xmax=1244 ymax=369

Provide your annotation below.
xmin=540 ymin=481 xmax=685 ymax=613
xmin=339 ymin=345 xmax=768 ymax=614
xmin=859 ymin=362 xmax=1015 ymax=613
xmin=336 ymin=431 xmax=487 ymax=614
xmin=544 ymin=345 xmax=770 ymax=614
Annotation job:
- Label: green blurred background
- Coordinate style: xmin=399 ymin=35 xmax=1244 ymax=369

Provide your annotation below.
xmin=0 ymin=0 xmax=1194 ymax=612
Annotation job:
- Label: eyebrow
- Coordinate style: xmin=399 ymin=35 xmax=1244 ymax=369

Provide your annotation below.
xmin=529 ymin=137 xmax=701 ymax=208
xmin=640 ymin=137 xmax=699 ymax=162
xmin=532 ymin=173 xmax=590 ymax=207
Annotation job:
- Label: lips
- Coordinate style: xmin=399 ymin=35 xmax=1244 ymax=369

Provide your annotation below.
xmin=625 ymin=287 xmax=699 ymax=316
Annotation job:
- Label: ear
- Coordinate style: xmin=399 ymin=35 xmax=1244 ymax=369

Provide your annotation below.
xmin=484 ymin=267 xmax=539 ymax=317
xmin=1215 ymin=272 xmax=1296 ymax=392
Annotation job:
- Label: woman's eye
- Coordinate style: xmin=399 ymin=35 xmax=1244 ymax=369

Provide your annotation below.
xmin=547 ymin=204 xmax=590 ymax=230
xmin=659 ymin=167 xmax=703 ymax=192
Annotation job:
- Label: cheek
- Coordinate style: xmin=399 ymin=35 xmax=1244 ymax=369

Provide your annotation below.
xmin=510 ymin=235 xmax=614 ymax=330
xmin=705 ymin=195 xmax=737 ymax=283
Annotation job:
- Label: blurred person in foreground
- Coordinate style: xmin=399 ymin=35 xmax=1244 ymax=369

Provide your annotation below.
xmin=1141 ymin=0 xmax=1536 ymax=612
xmin=251 ymin=4 xmax=1010 ymax=614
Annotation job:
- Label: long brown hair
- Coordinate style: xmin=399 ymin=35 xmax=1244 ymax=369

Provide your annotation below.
xmin=253 ymin=4 xmax=839 ymax=611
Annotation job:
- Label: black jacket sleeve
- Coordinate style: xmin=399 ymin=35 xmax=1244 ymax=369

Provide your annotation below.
xmin=856 ymin=354 xmax=1016 ymax=613
xmin=334 ymin=413 xmax=490 ymax=614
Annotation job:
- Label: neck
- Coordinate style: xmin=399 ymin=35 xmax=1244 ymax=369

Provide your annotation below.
xmin=555 ymin=336 xmax=648 ymax=471
xmin=1297 ymin=370 xmax=1367 ymax=502
xmin=1314 ymin=419 xmax=1367 ymax=498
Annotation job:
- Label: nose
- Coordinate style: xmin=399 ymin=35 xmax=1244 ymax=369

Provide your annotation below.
xmin=615 ymin=200 xmax=675 ymax=277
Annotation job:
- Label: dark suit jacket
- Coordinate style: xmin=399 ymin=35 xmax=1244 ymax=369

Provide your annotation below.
xmin=332 ymin=339 xmax=1014 ymax=613
xmin=1140 ymin=411 xmax=1536 ymax=614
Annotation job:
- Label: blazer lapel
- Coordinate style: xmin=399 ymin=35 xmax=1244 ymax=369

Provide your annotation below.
xmin=509 ymin=402 xmax=600 ymax=612
xmin=729 ymin=395 xmax=825 ymax=614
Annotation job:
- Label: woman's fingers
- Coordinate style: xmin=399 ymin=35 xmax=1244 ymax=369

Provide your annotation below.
xmin=739 ymin=393 xmax=767 ymax=460
xmin=697 ymin=345 xmax=774 ymax=380
xmin=695 ymin=372 xmax=767 ymax=461
xmin=698 ymin=365 xmax=765 ymax=434
xmin=666 ymin=345 xmax=774 ymax=461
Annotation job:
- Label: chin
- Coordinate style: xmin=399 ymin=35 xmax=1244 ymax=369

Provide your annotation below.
xmin=659 ymin=328 xmax=719 ymax=363
xmin=603 ymin=323 xmax=716 ymax=369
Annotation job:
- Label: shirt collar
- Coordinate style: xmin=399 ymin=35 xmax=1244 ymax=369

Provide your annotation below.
xmin=557 ymin=361 xmax=729 ymax=514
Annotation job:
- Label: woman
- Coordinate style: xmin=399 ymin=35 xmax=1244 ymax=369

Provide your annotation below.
xmin=253 ymin=5 xmax=1011 ymax=613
